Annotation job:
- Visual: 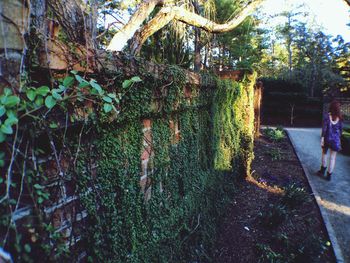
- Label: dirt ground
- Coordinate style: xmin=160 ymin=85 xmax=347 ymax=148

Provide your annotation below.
xmin=213 ymin=131 xmax=336 ymax=263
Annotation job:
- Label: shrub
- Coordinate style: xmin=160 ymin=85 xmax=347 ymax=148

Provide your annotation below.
xmin=258 ymin=203 xmax=288 ymax=228
xmin=256 ymin=243 xmax=284 ymax=263
xmin=282 ymin=183 xmax=310 ymax=208
xmin=291 ymin=235 xmax=329 ymax=263
xmin=264 ymin=127 xmax=285 ymax=142
xmin=268 ymin=148 xmax=283 ymax=161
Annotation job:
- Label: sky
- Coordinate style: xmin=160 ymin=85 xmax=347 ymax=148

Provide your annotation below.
xmin=258 ymin=0 xmax=350 ymax=42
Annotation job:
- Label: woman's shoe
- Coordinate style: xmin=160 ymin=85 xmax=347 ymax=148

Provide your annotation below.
xmin=326 ymin=172 xmax=332 ymax=181
xmin=317 ymin=166 xmax=327 ymax=176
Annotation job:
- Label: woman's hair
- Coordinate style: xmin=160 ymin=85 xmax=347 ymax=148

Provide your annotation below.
xmin=329 ymin=100 xmax=342 ymax=121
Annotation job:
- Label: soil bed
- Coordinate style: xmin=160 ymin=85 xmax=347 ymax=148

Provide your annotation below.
xmin=213 ymin=129 xmax=336 ymax=263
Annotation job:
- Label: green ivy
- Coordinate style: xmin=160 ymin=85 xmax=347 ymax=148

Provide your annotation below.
xmin=0 ymin=64 xmax=256 ymax=262
xmin=212 ymin=74 xmax=256 ymax=178
xmin=74 ymin=67 xmax=256 ymax=262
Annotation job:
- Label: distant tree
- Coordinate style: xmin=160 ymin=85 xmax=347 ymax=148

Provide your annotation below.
xmin=274 ymin=7 xmax=306 ymax=79
xmin=330 ymin=35 xmax=350 ymax=95
xmin=294 ymin=25 xmax=337 ymax=96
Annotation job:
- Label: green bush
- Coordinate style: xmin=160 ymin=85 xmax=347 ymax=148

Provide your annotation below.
xmin=264 ymin=127 xmax=285 ymax=142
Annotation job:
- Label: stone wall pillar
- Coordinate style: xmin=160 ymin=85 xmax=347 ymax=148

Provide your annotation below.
xmin=0 ymin=0 xmax=30 ymax=91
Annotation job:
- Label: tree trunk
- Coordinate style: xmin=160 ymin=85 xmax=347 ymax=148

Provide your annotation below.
xmin=48 ymin=0 xmax=97 ymax=48
xmin=310 ymin=62 xmax=316 ymax=97
xmin=287 ymin=16 xmax=293 ymax=79
xmin=203 ymin=43 xmax=209 ymax=69
xmin=194 ymin=27 xmax=202 ymax=72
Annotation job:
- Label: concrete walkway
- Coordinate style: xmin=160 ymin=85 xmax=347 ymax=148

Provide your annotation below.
xmin=286 ymin=128 xmax=350 ymax=263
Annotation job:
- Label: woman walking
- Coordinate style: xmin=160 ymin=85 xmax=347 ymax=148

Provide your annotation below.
xmin=318 ymin=100 xmax=343 ymax=181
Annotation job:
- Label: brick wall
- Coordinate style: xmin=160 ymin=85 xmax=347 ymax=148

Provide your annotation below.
xmin=0 ymin=71 xmax=213 ymax=262
xmin=0 ymin=67 xmax=256 ymax=262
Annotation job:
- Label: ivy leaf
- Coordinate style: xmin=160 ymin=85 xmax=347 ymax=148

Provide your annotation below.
xmin=58 ymin=85 xmax=66 ymax=92
xmin=52 ymin=90 xmax=63 ymax=100
xmin=4 ymin=88 xmax=12 ymax=96
xmin=107 ymin=93 xmax=116 ymax=98
xmin=103 ymin=103 xmax=113 ymax=113
xmin=35 ymin=96 xmax=44 ymax=107
xmin=63 ymin=76 xmax=74 ymax=87
xmin=26 ymin=89 xmax=36 ymax=101
xmin=34 ymin=184 xmax=43 ymax=189
xmin=131 ymin=76 xmax=142 ymax=82
xmin=45 ymin=96 xmax=56 ymax=109
xmin=3 ymin=96 xmax=20 ymax=107
xmin=75 ymin=75 xmax=87 ymax=84
xmin=38 ymin=197 xmax=44 ymax=204
xmin=78 ymin=81 xmax=90 ymax=88
xmin=6 ymin=110 xmax=16 ymax=118
xmin=0 ymin=106 xmax=5 ymax=117
xmin=1 ymin=124 xmax=13 ymax=135
xmin=122 ymin=79 xmax=132 ymax=89
xmin=36 ymin=86 xmax=50 ymax=96
xmin=4 ymin=116 xmax=18 ymax=126
xmin=70 ymin=70 xmax=78 ymax=75
xmin=90 ymin=80 xmax=104 ymax=95
xmin=24 ymin=244 xmax=31 ymax=253
xmin=102 ymin=96 xmax=112 ymax=103
xmin=49 ymin=122 xmax=58 ymax=129
xmin=0 ymin=131 xmax=5 ymax=143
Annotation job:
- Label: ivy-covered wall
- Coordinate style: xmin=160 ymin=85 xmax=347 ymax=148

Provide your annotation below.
xmin=0 ymin=64 xmax=256 ymax=262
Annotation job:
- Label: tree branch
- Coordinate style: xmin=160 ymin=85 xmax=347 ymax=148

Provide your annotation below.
xmin=174 ymin=1 xmax=264 ymax=33
xmin=106 ymin=0 xmax=165 ymax=51
xmin=107 ymin=0 xmax=265 ymax=55
xmin=130 ymin=6 xmax=175 ymax=54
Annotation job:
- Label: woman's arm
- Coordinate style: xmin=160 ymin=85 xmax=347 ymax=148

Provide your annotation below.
xmin=321 ymin=115 xmax=328 ymax=146
xmin=321 ymin=115 xmax=328 ymax=137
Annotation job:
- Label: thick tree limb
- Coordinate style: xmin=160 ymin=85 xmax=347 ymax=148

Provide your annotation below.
xmin=107 ymin=0 xmax=265 ymax=55
xmin=130 ymin=7 xmax=175 ymax=54
xmin=174 ymin=1 xmax=264 ymax=33
xmin=107 ymin=0 xmax=165 ymax=51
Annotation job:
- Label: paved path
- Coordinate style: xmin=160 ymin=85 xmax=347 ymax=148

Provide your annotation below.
xmin=286 ymin=128 xmax=350 ymax=263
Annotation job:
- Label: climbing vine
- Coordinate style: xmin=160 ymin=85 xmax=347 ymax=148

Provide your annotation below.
xmin=213 ymin=73 xmax=256 ymax=178
xmin=0 ymin=72 xmax=143 ymax=262
xmin=0 ymin=64 xmax=256 ymax=262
